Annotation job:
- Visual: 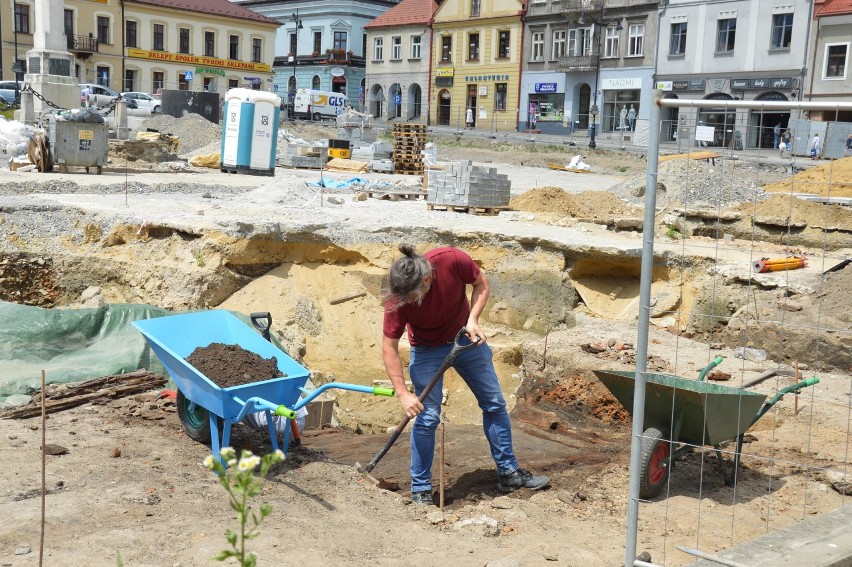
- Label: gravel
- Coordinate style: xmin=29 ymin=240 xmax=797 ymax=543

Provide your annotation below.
xmin=132 ymin=113 xmax=222 ymax=155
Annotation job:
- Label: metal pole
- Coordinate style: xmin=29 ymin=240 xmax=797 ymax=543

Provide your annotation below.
xmin=624 ymin=89 xmax=663 ymax=567
xmin=588 ymin=30 xmax=601 ymax=149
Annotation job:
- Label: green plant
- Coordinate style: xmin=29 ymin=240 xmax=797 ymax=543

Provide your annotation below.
xmin=193 ymin=250 xmax=206 ymax=267
xmin=204 ymin=447 xmax=285 ymax=566
xmin=664 ymin=224 xmax=681 ymax=240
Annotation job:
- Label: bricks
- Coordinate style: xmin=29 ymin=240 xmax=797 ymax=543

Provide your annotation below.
xmin=426 ymin=160 xmax=511 ymax=209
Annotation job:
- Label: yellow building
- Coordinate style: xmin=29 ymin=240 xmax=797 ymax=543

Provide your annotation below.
xmin=430 ymin=0 xmax=524 ymax=131
xmin=0 ymin=0 xmax=277 ymax=97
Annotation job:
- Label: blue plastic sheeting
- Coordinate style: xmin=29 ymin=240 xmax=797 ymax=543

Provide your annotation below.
xmin=307 ymin=176 xmax=372 ymax=189
xmin=0 ymin=301 xmax=171 ymax=401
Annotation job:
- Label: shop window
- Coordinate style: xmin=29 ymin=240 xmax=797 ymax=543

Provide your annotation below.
xmin=498 ymin=31 xmax=510 ymax=58
xmin=529 ymin=92 xmax=565 ymax=122
xmin=124 ymin=69 xmax=135 ymax=92
xmin=670 ymin=22 xmax=687 ymax=56
xmin=716 ymin=18 xmax=736 ymax=53
xmin=469 ymin=33 xmax=480 ymax=61
xmin=771 ymin=13 xmax=793 ymax=49
xmin=178 ymin=73 xmax=189 ymax=90
xmin=495 ymin=83 xmax=507 ymax=111
xmin=603 ymin=90 xmax=640 ymax=133
xmin=628 ymin=24 xmax=644 ymax=56
xmin=153 ymin=72 xmax=164 ymax=94
xmin=531 ymin=32 xmax=544 ymax=61
xmin=824 ymin=43 xmax=848 ymax=79
xmin=229 ymin=79 xmax=239 ymax=89
xmin=96 ymin=66 xmax=110 ymax=87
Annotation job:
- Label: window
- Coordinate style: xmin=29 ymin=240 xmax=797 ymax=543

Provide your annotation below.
xmin=96 ymin=66 xmax=110 ymax=86
xmin=126 ymin=21 xmax=137 ymax=48
xmin=14 ymin=4 xmax=29 ymax=34
xmin=229 ymin=35 xmax=239 ymax=59
xmin=179 ymin=28 xmax=190 ymax=54
xmin=252 ymin=38 xmax=262 ymax=62
xmin=312 ymin=75 xmax=320 ymax=89
xmin=441 ymin=35 xmax=452 ymax=62
xmin=289 ymin=33 xmax=296 ymax=56
xmin=531 ymin=32 xmax=544 ymax=61
xmin=153 ymin=24 xmax=164 ymax=51
xmin=153 ymin=72 xmax=164 ymax=93
xmin=552 ymin=30 xmax=565 ymax=59
xmin=204 ymin=31 xmax=215 ymax=57
xmin=670 ymin=22 xmax=687 ymax=56
xmin=373 ymin=37 xmax=383 ymax=60
xmin=228 ymin=79 xmax=238 ymax=89
xmin=568 ymin=27 xmax=592 ymax=56
xmin=313 ymin=31 xmax=322 ymax=54
xmin=716 ymin=18 xmax=736 ymax=53
xmin=333 ymin=31 xmax=347 ymax=51
xmin=410 ymin=35 xmax=421 ymax=59
xmin=604 ymin=26 xmax=619 ymax=58
xmin=471 ymin=0 xmax=480 ymax=17
xmin=495 ymin=83 xmax=507 ymax=111
xmin=64 ymin=9 xmax=73 ymax=39
xmin=498 ymin=30 xmax=510 ymax=58
xmin=392 ymin=36 xmax=401 ymax=60
xmin=628 ymin=23 xmax=644 ymax=56
xmin=824 ymin=43 xmax=848 ymax=79
xmin=123 ymin=69 xmax=135 ymax=92
xmin=771 ymin=13 xmax=793 ymax=49
xmin=469 ymin=33 xmax=480 ymax=60
xmin=97 ymin=16 xmax=110 ymax=44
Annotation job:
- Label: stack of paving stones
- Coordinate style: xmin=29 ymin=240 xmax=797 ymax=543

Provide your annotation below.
xmin=426 ymin=160 xmax=511 ymax=213
xmin=277 ymin=140 xmax=327 ymax=169
xmin=351 ymin=141 xmax=394 ymax=172
xmin=336 ymin=110 xmax=377 ymax=145
xmin=392 ymin=123 xmax=426 ymax=175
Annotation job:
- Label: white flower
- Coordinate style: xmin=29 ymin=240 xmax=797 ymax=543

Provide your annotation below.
xmin=273 ymin=449 xmax=285 ymax=461
xmin=227 ymin=459 xmax=237 ymax=468
xmin=220 ymin=447 xmax=236 ymax=459
xmin=237 ymin=458 xmax=253 ymax=472
xmin=203 ymin=455 xmax=215 ymax=469
xmin=249 ymin=456 xmax=261 ymax=468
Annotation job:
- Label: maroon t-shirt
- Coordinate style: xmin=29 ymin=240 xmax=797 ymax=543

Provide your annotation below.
xmin=383 ymin=247 xmax=481 ymax=347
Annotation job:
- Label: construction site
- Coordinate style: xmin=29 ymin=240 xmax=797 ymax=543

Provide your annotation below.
xmin=1 ymin=107 xmax=851 ymax=567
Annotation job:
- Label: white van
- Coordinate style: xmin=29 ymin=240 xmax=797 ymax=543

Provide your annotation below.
xmin=292 ymin=89 xmax=349 ymax=120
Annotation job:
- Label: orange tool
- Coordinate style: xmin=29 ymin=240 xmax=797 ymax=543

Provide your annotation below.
xmin=752 ymin=256 xmax=807 ymax=273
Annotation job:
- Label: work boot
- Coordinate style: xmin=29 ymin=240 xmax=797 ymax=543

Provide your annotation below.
xmin=410 ymin=490 xmax=434 ymax=506
xmin=497 ymin=468 xmax=550 ymax=494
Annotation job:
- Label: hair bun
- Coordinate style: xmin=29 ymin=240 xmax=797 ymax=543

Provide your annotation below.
xmin=398 ymin=243 xmax=416 ymax=257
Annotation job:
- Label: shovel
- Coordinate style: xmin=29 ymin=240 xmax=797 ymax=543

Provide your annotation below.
xmin=356 ymin=327 xmax=480 ymax=480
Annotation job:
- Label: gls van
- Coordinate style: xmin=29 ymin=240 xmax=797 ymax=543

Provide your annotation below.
xmin=291 ymin=89 xmax=349 ymax=121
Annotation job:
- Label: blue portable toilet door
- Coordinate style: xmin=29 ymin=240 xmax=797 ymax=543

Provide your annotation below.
xmin=222 ymin=100 xmax=243 ymax=167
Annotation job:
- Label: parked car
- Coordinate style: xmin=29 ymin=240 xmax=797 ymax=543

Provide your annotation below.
xmin=121 ymin=91 xmax=161 ymax=114
xmin=80 ymin=83 xmax=137 ymax=109
xmin=0 ymin=81 xmax=20 ymax=105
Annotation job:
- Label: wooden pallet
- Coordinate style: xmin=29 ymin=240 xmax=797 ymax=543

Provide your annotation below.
xmin=367 ymin=189 xmax=427 ymax=200
xmin=426 ymin=203 xmax=507 ymax=215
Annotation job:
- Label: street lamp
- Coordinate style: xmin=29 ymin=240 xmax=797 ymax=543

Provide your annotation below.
xmin=579 ymin=11 xmax=622 ymax=149
xmin=290 ymin=10 xmax=303 ymax=108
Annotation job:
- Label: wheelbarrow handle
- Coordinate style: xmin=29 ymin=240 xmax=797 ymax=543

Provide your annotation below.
xmin=697 ymin=355 xmax=724 ymax=381
xmin=363 ymin=328 xmax=480 ymax=473
xmin=752 ymin=377 xmax=820 ymax=424
xmin=250 ymin=311 xmax=272 ymax=341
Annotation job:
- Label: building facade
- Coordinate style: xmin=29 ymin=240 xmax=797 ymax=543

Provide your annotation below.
xmin=656 ymin=0 xmax=812 ymax=148
xmin=0 ymin=0 xmax=278 ymax=97
xmin=238 ymin=0 xmax=397 ymax=111
xmin=805 ymin=0 xmax=852 ymax=122
xmin=364 ymin=0 xmax=437 ymax=121
xmin=431 ymin=0 xmax=524 ymax=131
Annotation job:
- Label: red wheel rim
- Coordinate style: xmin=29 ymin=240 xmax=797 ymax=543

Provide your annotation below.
xmin=648 ymin=442 xmax=670 ymax=484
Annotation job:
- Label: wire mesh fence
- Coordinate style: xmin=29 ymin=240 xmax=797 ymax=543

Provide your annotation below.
xmin=623 ymin=96 xmax=852 ymax=567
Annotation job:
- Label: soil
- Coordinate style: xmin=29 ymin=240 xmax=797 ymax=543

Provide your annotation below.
xmin=761 ymin=156 xmax=852 ymax=197
xmin=185 ymin=343 xmax=284 ymax=389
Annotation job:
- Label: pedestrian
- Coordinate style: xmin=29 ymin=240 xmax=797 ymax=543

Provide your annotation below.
xmin=781 ymin=128 xmax=792 ymax=158
xmin=530 ymin=111 xmax=537 ymax=131
xmin=773 ymin=122 xmax=781 ymax=150
xmin=382 ymin=244 xmax=550 ymax=505
xmin=846 ymin=133 xmax=852 ymax=157
xmin=465 ymin=107 xmax=473 ymax=129
xmin=810 ymin=133 xmax=821 ymax=160
xmin=80 ymin=85 xmax=91 ymax=107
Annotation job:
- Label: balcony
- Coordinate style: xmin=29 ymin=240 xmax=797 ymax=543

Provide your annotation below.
xmin=556 ymin=54 xmax=600 ymax=72
xmin=67 ymin=34 xmax=98 ymax=55
xmin=560 ymin=0 xmax=603 ymax=14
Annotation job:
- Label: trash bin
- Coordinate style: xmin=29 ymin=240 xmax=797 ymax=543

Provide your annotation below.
xmin=221 ymin=88 xmax=281 ymax=176
xmin=42 ymin=114 xmax=108 ymax=174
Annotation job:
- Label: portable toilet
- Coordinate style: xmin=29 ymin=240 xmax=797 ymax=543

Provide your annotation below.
xmin=221 ymin=88 xmax=281 ymax=176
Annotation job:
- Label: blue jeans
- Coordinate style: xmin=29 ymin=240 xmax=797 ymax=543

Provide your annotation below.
xmin=408 ymin=339 xmax=519 ymax=493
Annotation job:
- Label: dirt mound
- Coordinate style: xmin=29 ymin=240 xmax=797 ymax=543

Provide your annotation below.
xmin=818 ymin=263 xmax=852 ymax=322
xmin=133 ymin=112 xmax=223 ymax=155
xmin=738 ymin=193 xmax=852 ymax=229
xmin=762 ymin=157 xmax=852 ymax=197
xmin=186 ymin=343 xmax=283 ymax=388
xmin=510 ymin=187 xmax=631 ymax=218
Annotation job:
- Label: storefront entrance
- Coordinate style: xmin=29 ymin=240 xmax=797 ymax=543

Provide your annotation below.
xmin=749 ymin=92 xmax=789 ymax=149
xmin=438 ymin=89 xmax=451 ymax=125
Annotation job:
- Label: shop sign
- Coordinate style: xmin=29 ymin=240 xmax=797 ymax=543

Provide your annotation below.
xmin=655 ymin=81 xmax=673 ymax=91
xmin=127 ymin=48 xmax=271 ymax=72
xmin=535 ymin=83 xmax=557 ymax=93
xmin=196 ymin=67 xmax=226 ymax=77
xmin=731 ymin=77 xmax=792 ymax=89
xmin=771 ymin=77 xmax=791 ymax=88
xmin=689 ymin=80 xmax=705 ymax=91
xmin=436 ymin=68 xmax=454 ymax=77
xmin=464 ymin=74 xmax=510 ymax=82
xmin=750 ymin=78 xmax=770 ymax=89
xmin=672 ymin=80 xmax=690 ymax=91
xmin=730 ymin=78 xmax=749 ymax=89
xmin=602 ymin=77 xmax=641 ymax=90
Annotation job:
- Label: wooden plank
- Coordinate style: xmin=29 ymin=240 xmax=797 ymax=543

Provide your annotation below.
xmin=426 ymin=203 xmax=507 ymax=215
xmin=659 ymin=151 xmax=721 ymax=163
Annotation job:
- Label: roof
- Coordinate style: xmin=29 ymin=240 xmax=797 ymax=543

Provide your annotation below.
xmin=128 ymin=0 xmax=281 ymax=26
xmin=815 ymin=0 xmax=852 ymax=16
xmin=364 ymin=0 xmax=439 ymax=29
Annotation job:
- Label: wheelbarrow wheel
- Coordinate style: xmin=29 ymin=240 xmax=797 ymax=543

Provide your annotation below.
xmin=639 ymin=426 xmax=671 ymax=499
xmin=176 ymin=389 xmax=220 ymax=445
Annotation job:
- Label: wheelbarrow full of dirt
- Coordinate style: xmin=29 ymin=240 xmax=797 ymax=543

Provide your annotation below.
xmin=593 ymin=357 xmax=819 ymax=499
xmin=132 ymin=310 xmax=394 ymax=462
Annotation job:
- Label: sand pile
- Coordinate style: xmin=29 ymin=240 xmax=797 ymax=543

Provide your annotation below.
xmin=242 ymin=173 xmax=323 ymax=207
xmin=510 ymin=187 xmax=633 ymax=218
xmin=762 ymin=157 xmax=852 ymax=197
xmin=738 ymin=194 xmax=852 ymax=229
xmin=133 ymin=113 xmax=223 ymax=155
xmin=817 ymin=262 xmax=852 ymax=321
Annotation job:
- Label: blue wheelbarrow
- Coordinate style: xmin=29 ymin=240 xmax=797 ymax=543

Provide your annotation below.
xmin=594 ymin=356 xmax=819 ymax=499
xmin=132 ymin=309 xmax=394 ymax=462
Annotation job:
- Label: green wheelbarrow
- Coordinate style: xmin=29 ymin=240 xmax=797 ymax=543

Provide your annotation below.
xmin=594 ymin=357 xmax=819 ymax=499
